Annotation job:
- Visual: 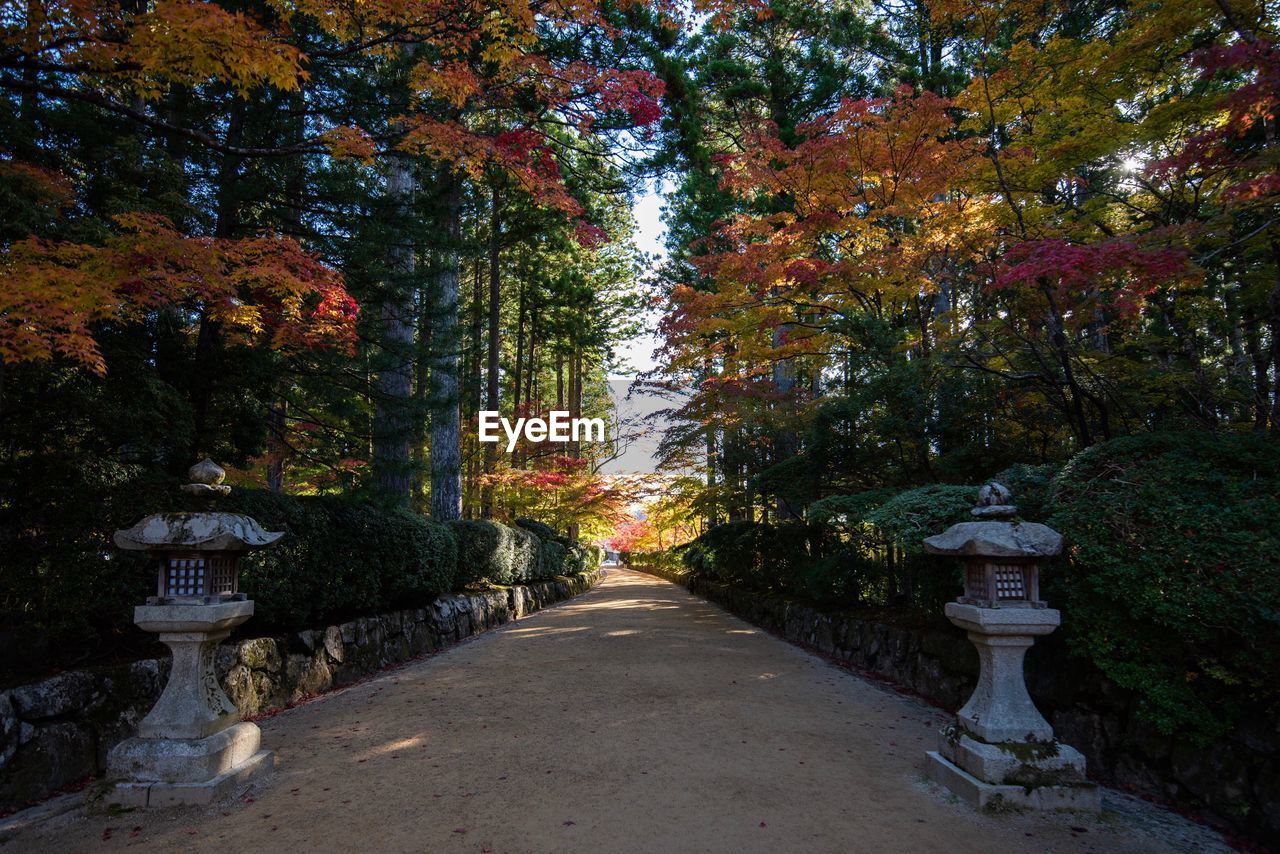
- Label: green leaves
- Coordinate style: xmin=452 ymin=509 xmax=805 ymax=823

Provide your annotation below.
xmin=1049 ymin=432 xmax=1280 ymax=739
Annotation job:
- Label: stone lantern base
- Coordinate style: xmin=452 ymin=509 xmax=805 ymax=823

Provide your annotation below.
xmin=107 ymin=600 xmax=274 ymax=807
xmin=110 ymin=725 xmax=273 ymax=807
xmin=925 ymin=602 xmax=1100 ymax=813
xmin=926 ymin=749 xmax=1100 ymax=813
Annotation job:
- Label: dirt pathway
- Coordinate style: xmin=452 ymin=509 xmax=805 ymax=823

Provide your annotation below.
xmin=5 ymin=569 xmax=1226 ymax=853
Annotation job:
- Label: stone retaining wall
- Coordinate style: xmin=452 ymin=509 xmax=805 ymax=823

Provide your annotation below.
xmin=0 ymin=570 xmax=602 ymax=813
xmin=635 ymin=565 xmax=1278 ymax=845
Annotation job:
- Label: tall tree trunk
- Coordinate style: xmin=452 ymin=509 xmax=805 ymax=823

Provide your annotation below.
xmin=702 ymin=354 xmax=719 ymax=528
xmin=772 ymin=323 xmax=799 ymax=520
xmin=468 ymin=258 xmax=483 ymax=518
xmin=513 ymin=280 xmax=527 ymax=411
xmin=481 ymin=183 xmax=501 ymax=517
xmin=1246 ymin=315 xmax=1270 ymax=430
xmin=570 ymin=345 xmax=583 ymax=460
xmin=266 ymin=96 xmax=307 ymax=494
xmin=487 ymin=183 xmax=502 ymax=411
xmin=556 ymin=350 xmax=565 ymax=409
xmin=1269 ymin=239 xmax=1280 ymax=434
xmin=429 ymin=172 xmax=463 ymax=521
xmin=371 ymin=152 xmax=417 ymax=503
xmin=412 ymin=283 xmax=434 ymax=508
xmin=265 ymin=397 xmax=287 ymax=494
xmin=190 ymin=95 xmax=245 ymax=461
xmin=1040 ymin=281 xmax=1094 ymax=447
xmin=526 ymin=305 xmax=537 ymax=410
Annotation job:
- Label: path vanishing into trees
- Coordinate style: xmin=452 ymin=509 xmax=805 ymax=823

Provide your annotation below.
xmin=12 ymin=570 xmax=1226 ymax=853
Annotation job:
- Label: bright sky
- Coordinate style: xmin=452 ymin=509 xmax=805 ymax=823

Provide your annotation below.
xmin=609 ymin=182 xmax=669 ymax=381
xmin=599 ymin=182 xmax=672 ymax=476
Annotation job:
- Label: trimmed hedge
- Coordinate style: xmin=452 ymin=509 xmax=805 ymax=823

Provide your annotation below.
xmin=679 ymin=520 xmax=831 ymax=596
xmin=227 ymin=491 xmax=456 ymax=631
xmin=540 ymin=540 xmax=568 ymax=578
xmin=449 ymin=519 xmax=550 ymax=585
xmin=0 ymin=464 xmax=588 ymax=686
xmin=1049 ymin=431 xmax=1280 ymax=739
xmin=509 ymin=525 xmax=544 ymax=581
xmin=863 ymin=484 xmax=976 ymax=552
xmin=450 ymin=520 xmax=516 ymax=585
xmin=515 ymin=517 xmax=563 ymax=544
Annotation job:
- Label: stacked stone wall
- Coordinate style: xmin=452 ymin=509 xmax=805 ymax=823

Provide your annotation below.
xmin=0 ymin=570 xmax=601 ymax=812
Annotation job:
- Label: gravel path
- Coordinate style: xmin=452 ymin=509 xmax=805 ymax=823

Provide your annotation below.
xmin=5 ymin=569 xmax=1228 ymax=853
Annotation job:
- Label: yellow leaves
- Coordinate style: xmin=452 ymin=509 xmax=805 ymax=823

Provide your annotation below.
xmin=4 ymin=0 xmax=308 ymax=100
xmin=125 ymin=0 xmax=307 ymax=99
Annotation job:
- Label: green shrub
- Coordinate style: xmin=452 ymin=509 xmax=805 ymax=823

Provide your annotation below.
xmin=1 ymin=463 xmax=604 ymax=686
xmin=1049 ymin=431 xmax=1280 ymax=739
xmin=540 ymin=540 xmax=568 ymax=577
xmin=514 ymin=517 xmax=564 ymax=544
xmin=0 ymin=460 xmax=167 ymax=684
xmin=994 ymin=463 xmax=1059 ymax=520
xmin=679 ymin=520 xmax=830 ymax=595
xmin=628 ymin=550 xmax=685 ymax=575
xmin=808 ymin=489 xmax=895 ymax=532
xmin=0 ymin=472 xmax=458 ymax=684
xmin=863 ymin=484 xmax=977 ymax=553
xmin=229 ymin=491 xmax=456 ymax=630
xmin=564 ymin=542 xmax=592 ymax=574
xmin=678 ymin=520 xmax=761 ymax=584
xmin=449 ymin=519 xmax=518 ymax=585
xmin=509 ymin=525 xmax=544 ymax=582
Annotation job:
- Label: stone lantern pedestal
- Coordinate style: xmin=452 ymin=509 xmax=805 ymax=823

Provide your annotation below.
xmin=109 ymin=601 xmax=271 ymax=807
xmin=922 ymin=483 xmax=1099 ymax=813
xmin=107 ymin=461 xmax=280 ymax=807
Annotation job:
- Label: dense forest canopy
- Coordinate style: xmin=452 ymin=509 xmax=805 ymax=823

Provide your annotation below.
xmin=0 ymin=0 xmax=1276 ymax=534
xmin=643 ymin=0 xmax=1279 ymax=527
xmin=0 ymin=0 xmax=691 ymax=532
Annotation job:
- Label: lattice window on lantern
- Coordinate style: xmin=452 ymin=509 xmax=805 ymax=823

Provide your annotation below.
xmin=208 ymin=555 xmax=236 ymax=596
xmin=165 ymin=556 xmax=206 ymax=597
xmin=993 ymin=564 xmax=1026 ymax=600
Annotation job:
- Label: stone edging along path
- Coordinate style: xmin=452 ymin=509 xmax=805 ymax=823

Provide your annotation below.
xmin=0 ymin=569 xmax=603 ymax=814
xmin=630 ymin=563 xmax=1279 ymax=848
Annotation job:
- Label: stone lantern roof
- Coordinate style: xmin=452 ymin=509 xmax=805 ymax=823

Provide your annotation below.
xmin=922 ymin=482 xmax=1062 ymax=559
xmin=114 ymin=512 xmax=283 ymax=552
xmin=113 ymin=459 xmax=283 ymax=553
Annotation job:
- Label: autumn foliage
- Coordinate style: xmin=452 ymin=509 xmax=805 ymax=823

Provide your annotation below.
xmin=2 ymin=213 xmax=356 ymax=374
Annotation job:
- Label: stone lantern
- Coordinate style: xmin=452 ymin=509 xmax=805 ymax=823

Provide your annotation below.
xmin=922 ymin=483 xmax=1099 ymax=812
xmin=108 ymin=460 xmax=281 ymax=807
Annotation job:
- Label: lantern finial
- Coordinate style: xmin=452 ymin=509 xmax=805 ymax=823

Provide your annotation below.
xmin=180 ymin=458 xmax=231 ymax=498
xmin=971 ymin=481 xmax=1017 ymax=519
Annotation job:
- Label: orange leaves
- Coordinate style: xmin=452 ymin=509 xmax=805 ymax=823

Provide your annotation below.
xmin=411 ymin=61 xmax=483 ymax=109
xmin=0 ymin=213 xmax=358 ymax=375
xmin=399 ymin=119 xmax=584 ymax=215
xmin=0 ymin=159 xmax=75 ymax=212
xmin=659 ymin=89 xmax=981 ymax=409
xmin=484 ymin=453 xmax=636 ymax=537
xmin=722 ymin=90 xmax=967 ymax=221
xmin=321 ymin=126 xmax=377 ymax=164
xmin=690 ymin=90 xmax=974 ymax=331
xmin=1 ymin=236 xmax=113 ymax=373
